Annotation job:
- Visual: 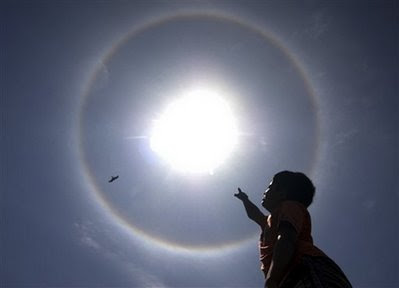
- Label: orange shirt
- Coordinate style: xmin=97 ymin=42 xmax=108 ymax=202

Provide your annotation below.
xmin=259 ymin=201 xmax=326 ymax=275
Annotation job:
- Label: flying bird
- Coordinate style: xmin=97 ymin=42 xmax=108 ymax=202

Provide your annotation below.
xmin=108 ymin=175 xmax=119 ymax=183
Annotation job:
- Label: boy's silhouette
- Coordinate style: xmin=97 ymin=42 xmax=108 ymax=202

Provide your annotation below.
xmin=235 ymin=171 xmax=352 ymax=288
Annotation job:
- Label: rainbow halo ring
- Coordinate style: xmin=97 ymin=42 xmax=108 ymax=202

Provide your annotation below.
xmin=78 ymin=10 xmax=320 ymax=257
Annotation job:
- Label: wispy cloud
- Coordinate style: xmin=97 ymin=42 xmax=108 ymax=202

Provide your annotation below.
xmin=74 ymin=219 xmax=166 ymax=287
xmin=305 ymin=10 xmax=331 ymax=39
xmin=80 ymin=234 xmax=101 ymax=250
xmin=91 ymin=60 xmax=110 ymax=92
xmin=127 ymin=266 xmax=167 ymax=287
xmin=331 ymin=129 xmax=358 ymax=148
xmin=74 ymin=220 xmax=102 ymax=251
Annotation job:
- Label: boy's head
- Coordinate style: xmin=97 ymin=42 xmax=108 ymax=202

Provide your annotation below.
xmin=261 ymin=171 xmax=315 ymax=211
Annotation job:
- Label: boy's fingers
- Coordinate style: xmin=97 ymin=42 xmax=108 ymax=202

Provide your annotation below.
xmin=238 ymin=187 xmax=242 ymax=193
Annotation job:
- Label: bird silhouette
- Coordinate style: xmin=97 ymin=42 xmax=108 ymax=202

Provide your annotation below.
xmin=108 ymin=175 xmax=119 ymax=183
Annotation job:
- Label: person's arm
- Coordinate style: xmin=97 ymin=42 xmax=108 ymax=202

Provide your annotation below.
xmin=265 ymin=221 xmax=298 ymax=287
xmin=234 ymin=188 xmax=266 ymax=228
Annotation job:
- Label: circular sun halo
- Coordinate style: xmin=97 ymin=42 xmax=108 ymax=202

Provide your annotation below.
xmin=150 ymin=89 xmax=238 ymax=174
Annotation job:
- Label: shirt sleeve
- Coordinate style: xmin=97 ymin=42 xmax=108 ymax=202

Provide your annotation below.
xmin=278 ymin=201 xmax=305 ymax=234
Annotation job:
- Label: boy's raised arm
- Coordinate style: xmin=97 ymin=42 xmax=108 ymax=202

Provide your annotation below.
xmin=234 ymin=188 xmax=267 ymax=228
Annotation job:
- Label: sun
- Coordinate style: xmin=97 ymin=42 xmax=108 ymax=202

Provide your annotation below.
xmin=150 ymin=89 xmax=238 ymax=174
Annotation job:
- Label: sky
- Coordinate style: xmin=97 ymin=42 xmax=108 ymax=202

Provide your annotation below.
xmin=2 ymin=1 xmax=398 ymax=287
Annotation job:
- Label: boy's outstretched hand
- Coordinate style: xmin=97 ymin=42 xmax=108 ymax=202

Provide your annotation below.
xmin=234 ymin=187 xmax=249 ymax=201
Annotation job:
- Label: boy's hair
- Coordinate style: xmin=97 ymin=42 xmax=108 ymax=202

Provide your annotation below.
xmin=273 ymin=171 xmax=315 ymax=207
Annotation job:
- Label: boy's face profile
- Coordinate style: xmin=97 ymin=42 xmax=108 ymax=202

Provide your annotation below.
xmin=261 ymin=179 xmax=286 ymax=212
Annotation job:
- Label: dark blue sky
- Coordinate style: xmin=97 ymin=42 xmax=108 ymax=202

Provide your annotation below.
xmin=2 ymin=1 xmax=398 ymax=287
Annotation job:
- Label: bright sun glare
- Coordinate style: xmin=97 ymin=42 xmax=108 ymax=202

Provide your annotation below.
xmin=150 ymin=89 xmax=238 ymax=174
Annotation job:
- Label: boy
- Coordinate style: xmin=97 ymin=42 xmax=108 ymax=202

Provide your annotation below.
xmin=234 ymin=171 xmax=352 ymax=288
